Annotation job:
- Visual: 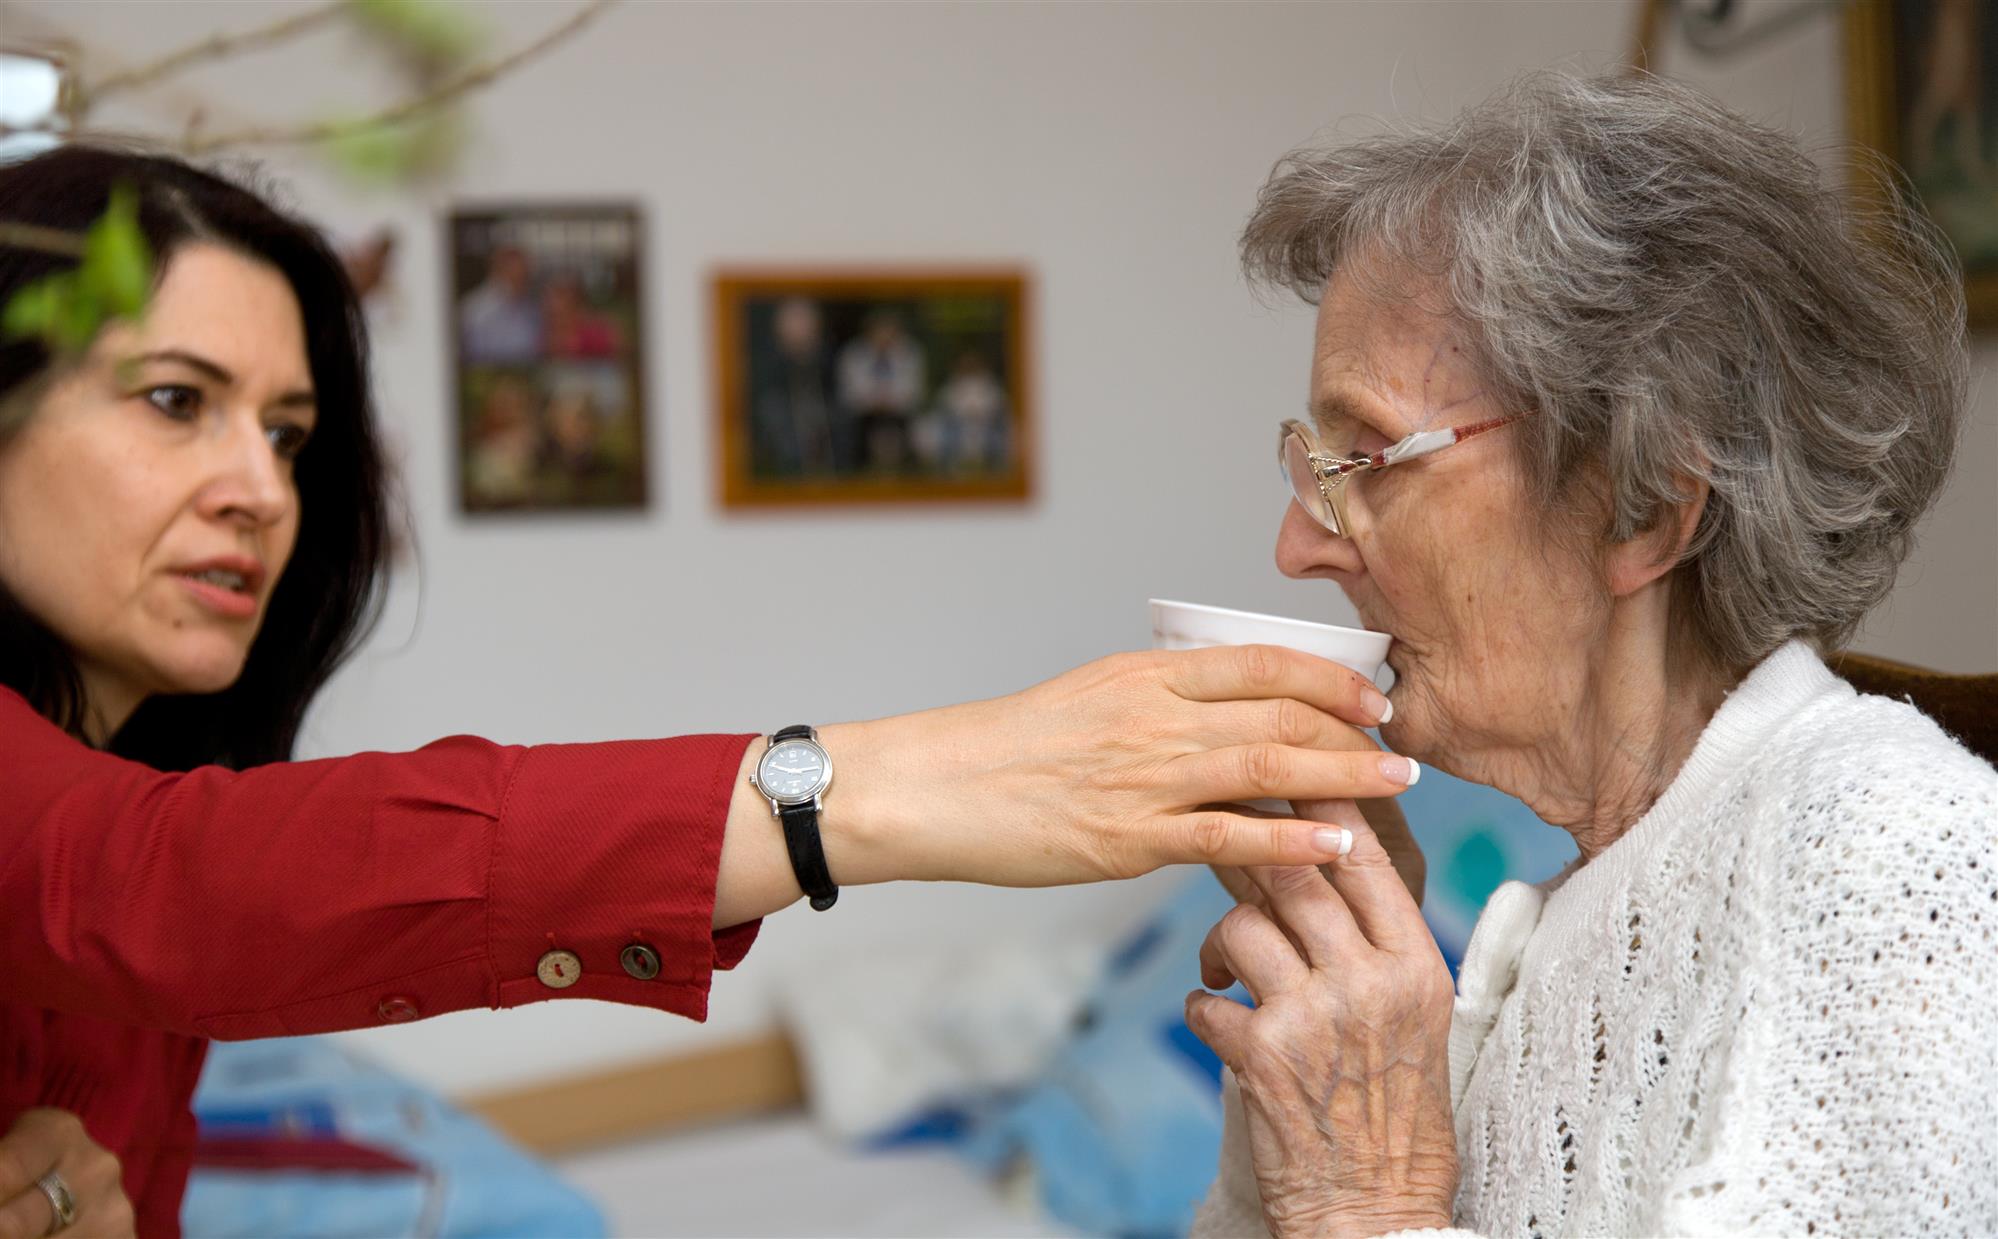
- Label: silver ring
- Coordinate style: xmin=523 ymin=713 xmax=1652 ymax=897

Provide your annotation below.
xmin=35 ymin=1171 xmax=76 ymax=1235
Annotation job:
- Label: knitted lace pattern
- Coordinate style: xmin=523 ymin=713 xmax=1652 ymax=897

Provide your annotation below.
xmin=1193 ymin=641 xmax=1998 ymax=1238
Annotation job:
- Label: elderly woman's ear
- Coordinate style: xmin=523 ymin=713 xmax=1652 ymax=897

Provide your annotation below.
xmin=1605 ymin=474 xmax=1711 ymax=598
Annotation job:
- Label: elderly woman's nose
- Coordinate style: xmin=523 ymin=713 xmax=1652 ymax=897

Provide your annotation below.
xmin=1277 ymin=501 xmax=1363 ymax=579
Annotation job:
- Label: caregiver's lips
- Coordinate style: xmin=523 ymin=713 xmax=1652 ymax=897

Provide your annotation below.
xmin=172 ymin=554 xmax=267 ymax=620
xmin=178 ymin=574 xmax=257 ymax=619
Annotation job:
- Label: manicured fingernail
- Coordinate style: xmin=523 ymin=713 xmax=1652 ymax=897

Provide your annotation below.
xmin=1362 ymin=687 xmax=1392 ymax=725
xmin=1380 ymin=755 xmax=1420 ymax=786
xmin=1313 ymin=827 xmax=1354 ymax=857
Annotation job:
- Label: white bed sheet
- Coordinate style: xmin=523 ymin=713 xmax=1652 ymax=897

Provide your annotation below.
xmin=556 ymin=1110 xmax=1078 ymax=1238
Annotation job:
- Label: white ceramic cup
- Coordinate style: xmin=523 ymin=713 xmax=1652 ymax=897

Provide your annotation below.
xmin=1149 ymin=599 xmax=1395 ymax=820
xmin=1148 ymin=598 xmax=1392 ymax=688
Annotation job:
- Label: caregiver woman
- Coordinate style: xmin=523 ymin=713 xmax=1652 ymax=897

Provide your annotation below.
xmin=0 ymin=146 xmax=1416 ymax=1238
xmin=1188 ymin=72 xmax=1998 ymax=1238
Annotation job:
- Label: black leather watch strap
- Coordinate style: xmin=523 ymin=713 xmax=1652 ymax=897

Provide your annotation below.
xmin=769 ymin=725 xmax=838 ymax=911
xmin=779 ymin=800 xmax=839 ymax=911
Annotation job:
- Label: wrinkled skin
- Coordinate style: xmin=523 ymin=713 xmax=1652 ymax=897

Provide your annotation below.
xmin=1192 ymin=825 xmax=1457 ymax=1238
xmin=1188 ymin=241 xmax=1718 ymax=1233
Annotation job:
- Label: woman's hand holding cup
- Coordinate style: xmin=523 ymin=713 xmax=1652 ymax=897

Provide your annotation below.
xmin=818 ymin=641 xmax=1415 ymax=888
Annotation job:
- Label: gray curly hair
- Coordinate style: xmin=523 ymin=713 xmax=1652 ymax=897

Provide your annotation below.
xmin=1243 ymin=71 xmax=1969 ymax=670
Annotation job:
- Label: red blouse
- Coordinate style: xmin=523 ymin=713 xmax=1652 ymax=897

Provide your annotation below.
xmin=0 ymin=686 xmax=759 ymax=1235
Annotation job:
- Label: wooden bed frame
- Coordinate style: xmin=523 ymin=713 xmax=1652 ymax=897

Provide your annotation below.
xmin=461 ymin=1031 xmax=807 ymax=1155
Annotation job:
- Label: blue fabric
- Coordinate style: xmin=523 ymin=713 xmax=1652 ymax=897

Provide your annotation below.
xmin=183 ymin=1037 xmax=605 ymax=1238
xmin=1400 ymin=768 xmax=1574 ymax=976
xmin=961 ymin=870 xmax=1246 ymax=1237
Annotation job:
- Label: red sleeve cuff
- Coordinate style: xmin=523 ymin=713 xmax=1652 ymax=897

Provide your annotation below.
xmin=486 ymin=732 xmax=760 ymax=1022
xmin=714 ymin=919 xmax=759 ymax=971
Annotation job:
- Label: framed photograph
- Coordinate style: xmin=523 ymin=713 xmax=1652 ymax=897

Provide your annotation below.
xmin=713 ymin=269 xmax=1033 ymax=508
xmin=1847 ymin=0 xmax=1998 ymax=325
xmin=449 ymin=205 xmax=649 ymax=512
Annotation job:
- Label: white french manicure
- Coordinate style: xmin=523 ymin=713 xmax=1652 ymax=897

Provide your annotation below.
xmin=1312 ymin=827 xmax=1354 ymax=857
xmin=1361 ymin=686 xmax=1392 ymax=725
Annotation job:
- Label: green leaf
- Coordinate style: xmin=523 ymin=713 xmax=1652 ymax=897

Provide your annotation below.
xmin=349 ymin=0 xmax=484 ymax=70
xmin=80 ymin=184 xmax=152 ymax=317
xmin=1 ymin=274 xmax=64 ymax=342
xmin=320 ymin=112 xmax=465 ymax=187
xmin=401 ymin=111 xmax=466 ymax=176
xmin=2 ymin=271 xmax=99 ymax=353
xmin=0 ymin=183 xmax=152 ymax=354
xmin=54 ymin=280 xmax=105 ymax=353
xmin=321 ymin=117 xmax=419 ymax=186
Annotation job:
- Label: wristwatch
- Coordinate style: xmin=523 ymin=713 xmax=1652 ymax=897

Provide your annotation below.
xmin=748 ymin=725 xmax=839 ymax=910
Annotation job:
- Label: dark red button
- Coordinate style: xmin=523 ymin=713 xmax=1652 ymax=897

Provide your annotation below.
xmin=376 ymin=995 xmax=420 ymax=1023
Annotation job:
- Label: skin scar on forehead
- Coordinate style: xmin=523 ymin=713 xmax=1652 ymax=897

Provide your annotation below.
xmin=1316 ymin=291 xmax=1490 ymax=433
xmin=1413 ymin=339 xmax=1487 ymax=431
xmin=1331 ymin=339 xmax=1486 ymax=436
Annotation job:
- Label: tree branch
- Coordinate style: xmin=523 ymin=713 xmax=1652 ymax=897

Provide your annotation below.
xmin=79 ymin=1 xmax=350 ymax=108
xmin=0 ymin=121 xmax=163 ymax=147
xmin=0 ymin=221 xmax=88 ymax=259
xmin=182 ymin=0 xmax=616 ymax=155
xmin=1627 ymin=0 xmax=1671 ymax=73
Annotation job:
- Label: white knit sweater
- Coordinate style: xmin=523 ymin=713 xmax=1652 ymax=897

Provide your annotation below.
xmin=1194 ymin=641 xmax=1998 ymax=1238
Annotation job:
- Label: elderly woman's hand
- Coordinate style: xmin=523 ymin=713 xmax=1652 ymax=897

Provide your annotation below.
xmin=1186 ymin=823 xmax=1457 ymax=1239
xmin=0 ymin=1109 xmax=134 ymax=1239
xmin=1212 ymin=792 xmax=1428 ymax=911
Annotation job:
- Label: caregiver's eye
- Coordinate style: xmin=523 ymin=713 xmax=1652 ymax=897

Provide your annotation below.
xmin=267 ymin=422 xmax=312 ymax=460
xmin=143 ymin=384 xmax=203 ymax=421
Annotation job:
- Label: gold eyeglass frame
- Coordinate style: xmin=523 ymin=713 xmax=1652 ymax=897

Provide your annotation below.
xmin=1278 ymin=414 xmax=1522 ymax=537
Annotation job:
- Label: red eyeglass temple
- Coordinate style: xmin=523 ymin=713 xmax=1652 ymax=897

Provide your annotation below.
xmin=1445 ymin=414 xmax=1521 ymax=442
xmin=1328 ymin=413 xmax=1522 ymax=476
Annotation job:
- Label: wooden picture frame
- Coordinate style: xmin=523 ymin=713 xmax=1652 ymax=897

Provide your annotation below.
xmin=1846 ymin=0 xmax=1998 ymax=326
xmin=449 ymin=204 xmax=651 ymax=512
xmin=712 ymin=269 xmax=1034 ymax=509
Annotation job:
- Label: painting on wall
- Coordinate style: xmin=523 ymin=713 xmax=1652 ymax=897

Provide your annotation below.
xmin=712 ymin=269 xmax=1033 ymax=509
xmin=1847 ymin=0 xmax=1998 ymax=325
xmin=450 ymin=205 xmax=649 ymax=512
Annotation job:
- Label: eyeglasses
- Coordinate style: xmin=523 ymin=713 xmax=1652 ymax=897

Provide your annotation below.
xmin=1278 ymin=413 xmax=1521 ymax=536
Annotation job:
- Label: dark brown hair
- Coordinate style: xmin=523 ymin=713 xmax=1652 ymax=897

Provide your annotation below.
xmin=0 ymin=144 xmax=390 ymax=770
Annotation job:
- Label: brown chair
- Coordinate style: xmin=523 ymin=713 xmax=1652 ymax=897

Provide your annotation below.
xmin=1829 ymin=650 xmax=1998 ymax=765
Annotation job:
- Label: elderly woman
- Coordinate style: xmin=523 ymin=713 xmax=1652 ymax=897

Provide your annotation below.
xmin=1188 ymin=72 xmax=1998 ymax=1238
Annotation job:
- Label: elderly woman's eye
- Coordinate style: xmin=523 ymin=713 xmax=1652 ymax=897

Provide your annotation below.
xmin=143 ymin=384 xmax=202 ymax=420
xmin=1333 ymin=420 xmax=1392 ymax=458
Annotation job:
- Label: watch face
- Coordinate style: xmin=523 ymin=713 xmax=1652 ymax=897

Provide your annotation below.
xmin=758 ymin=739 xmax=829 ymax=804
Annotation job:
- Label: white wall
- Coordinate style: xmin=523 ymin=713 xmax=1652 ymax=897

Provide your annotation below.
xmin=14 ymin=0 xmax=1992 ymax=1095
